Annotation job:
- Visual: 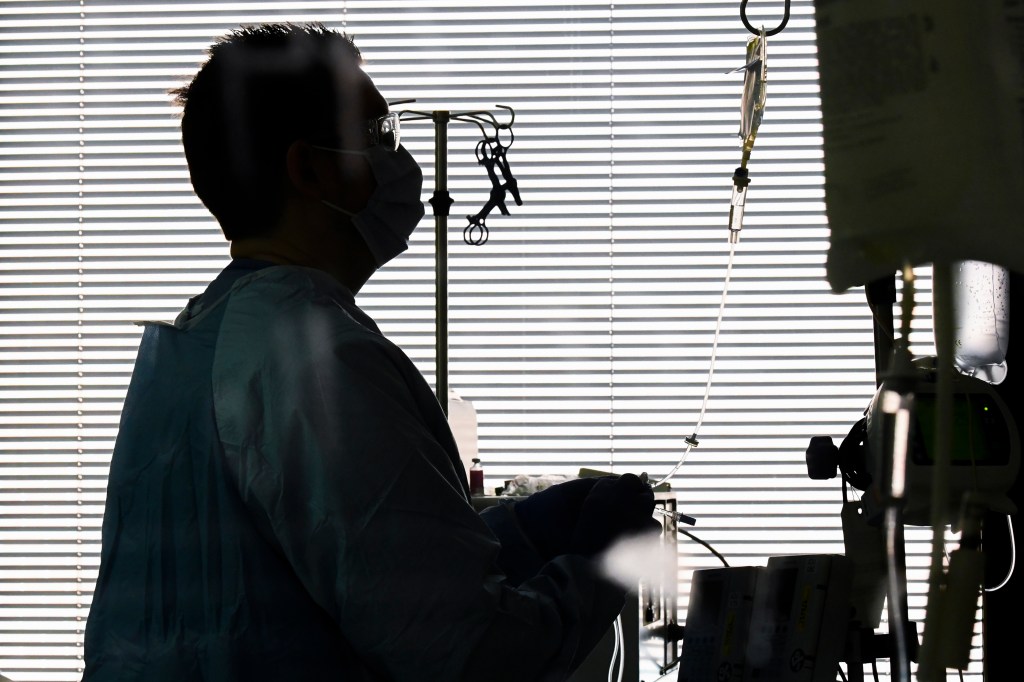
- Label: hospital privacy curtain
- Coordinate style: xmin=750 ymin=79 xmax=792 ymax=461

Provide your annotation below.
xmin=0 ymin=1 xmax=971 ymax=680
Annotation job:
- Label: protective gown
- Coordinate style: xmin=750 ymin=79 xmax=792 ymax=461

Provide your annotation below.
xmin=82 ymin=261 xmax=625 ymax=681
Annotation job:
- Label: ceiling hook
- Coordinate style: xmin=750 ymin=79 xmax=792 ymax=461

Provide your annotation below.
xmin=740 ymin=0 xmax=790 ymax=37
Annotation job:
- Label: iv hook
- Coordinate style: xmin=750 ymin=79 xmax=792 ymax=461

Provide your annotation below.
xmin=739 ymin=0 xmax=790 ymax=37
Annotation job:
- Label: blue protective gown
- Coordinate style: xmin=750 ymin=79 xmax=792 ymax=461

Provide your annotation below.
xmin=82 ymin=262 xmax=624 ymax=681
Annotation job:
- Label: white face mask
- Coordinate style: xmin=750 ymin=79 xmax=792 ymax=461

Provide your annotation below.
xmin=316 ymin=143 xmax=425 ymax=267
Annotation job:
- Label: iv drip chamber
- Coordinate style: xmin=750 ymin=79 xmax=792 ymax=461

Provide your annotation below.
xmin=953 ymin=260 xmax=1009 ymax=384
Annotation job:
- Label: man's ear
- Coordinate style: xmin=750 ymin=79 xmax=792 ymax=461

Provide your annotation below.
xmin=285 ymin=139 xmax=328 ymax=198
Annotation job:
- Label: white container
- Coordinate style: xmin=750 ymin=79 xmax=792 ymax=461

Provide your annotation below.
xmin=447 ymin=388 xmax=479 ymax=476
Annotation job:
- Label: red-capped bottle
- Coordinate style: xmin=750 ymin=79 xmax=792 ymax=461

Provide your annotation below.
xmin=469 ymin=458 xmax=484 ymax=497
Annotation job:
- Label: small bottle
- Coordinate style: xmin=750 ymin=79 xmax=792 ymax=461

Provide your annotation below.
xmin=469 ymin=458 xmax=484 ymax=497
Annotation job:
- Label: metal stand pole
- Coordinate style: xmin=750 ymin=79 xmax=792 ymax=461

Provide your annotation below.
xmin=401 ymin=105 xmax=515 ymax=416
xmin=428 ymin=111 xmax=452 ymax=415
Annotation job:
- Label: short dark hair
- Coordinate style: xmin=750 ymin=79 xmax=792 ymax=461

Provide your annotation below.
xmin=172 ymin=23 xmax=362 ymax=240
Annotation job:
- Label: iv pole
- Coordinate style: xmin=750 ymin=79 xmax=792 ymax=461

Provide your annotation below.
xmin=398 ymin=106 xmax=517 ymax=415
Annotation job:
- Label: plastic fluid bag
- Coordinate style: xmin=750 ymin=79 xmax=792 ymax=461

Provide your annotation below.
xmin=738 ymin=29 xmax=767 ymax=153
xmin=501 ymin=474 xmax=575 ymax=497
xmin=953 ymin=260 xmax=1010 ymax=384
xmin=814 ymin=0 xmax=1024 ymax=291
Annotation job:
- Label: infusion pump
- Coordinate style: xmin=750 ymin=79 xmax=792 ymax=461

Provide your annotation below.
xmin=807 ymin=363 xmax=1020 ymax=528
xmin=862 ymin=367 xmax=1020 ymax=526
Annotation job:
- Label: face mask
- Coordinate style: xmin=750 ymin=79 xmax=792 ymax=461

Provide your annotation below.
xmin=317 ymin=144 xmax=425 ymax=267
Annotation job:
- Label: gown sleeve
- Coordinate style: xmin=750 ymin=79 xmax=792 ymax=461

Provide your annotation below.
xmin=211 ymin=273 xmax=625 ymax=682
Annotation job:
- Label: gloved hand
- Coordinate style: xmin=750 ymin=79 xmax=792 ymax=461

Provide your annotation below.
xmin=512 ymin=476 xmax=606 ymax=560
xmin=570 ymin=473 xmax=662 ymax=557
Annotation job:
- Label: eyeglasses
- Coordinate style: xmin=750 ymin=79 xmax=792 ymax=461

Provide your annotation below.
xmin=368 ymin=112 xmax=400 ymax=152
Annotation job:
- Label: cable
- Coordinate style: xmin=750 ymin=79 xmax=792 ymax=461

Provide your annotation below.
xmin=648 ymin=667 xmax=679 ymax=682
xmin=614 ymin=614 xmax=622 ymax=679
xmin=654 ymin=243 xmax=737 ymax=487
xmin=678 ymin=528 xmax=730 ymax=567
xmin=885 ymin=505 xmax=911 ymax=682
xmin=984 ymin=515 xmax=1016 ymax=592
xmin=837 ymin=664 xmax=848 ymax=682
xmin=607 ymin=615 xmax=620 ymax=682
xmin=607 ymin=614 xmax=622 ymax=682
xmin=871 ymin=659 xmax=880 ymax=682
xmin=616 ymin=619 xmax=624 ymax=682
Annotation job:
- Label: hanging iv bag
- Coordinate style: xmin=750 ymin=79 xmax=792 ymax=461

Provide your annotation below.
xmin=953 ymin=260 xmax=1010 ymax=384
xmin=738 ymin=30 xmax=767 ymax=153
xmin=813 ymin=0 xmax=1024 ymax=292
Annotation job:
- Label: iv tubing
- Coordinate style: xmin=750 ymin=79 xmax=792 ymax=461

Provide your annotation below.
xmin=884 ymin=263 xmax=916 ymax=682
xmin=919 ymin=261 xmax=957 ymax=681
xmin=654 ymin=242 xmax=737 ymax=487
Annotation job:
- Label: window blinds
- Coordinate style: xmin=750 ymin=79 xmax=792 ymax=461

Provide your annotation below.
xmin=0 ymin=1 xmax=980 ymax=680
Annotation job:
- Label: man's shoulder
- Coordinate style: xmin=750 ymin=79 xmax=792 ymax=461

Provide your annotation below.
xmin=230 ymin=265 xmax=350 ymax=304
xmin=224 ymin=266 xmax=368 ymax=328
xmin=217 ymin=265 xmax=393 ymax=361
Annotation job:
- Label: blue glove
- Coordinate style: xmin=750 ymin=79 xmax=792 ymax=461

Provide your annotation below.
xmin=512 ymin=477 xmax=606 ymax=560
xmin=570 ymin=473 xmax=661 ymax=557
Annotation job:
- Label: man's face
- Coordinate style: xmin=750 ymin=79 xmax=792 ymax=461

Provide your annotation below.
xmin=327 ymin=66 xmax=390 ymax=213
xmin=335 ymin=66 xmax=390 ymax=151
